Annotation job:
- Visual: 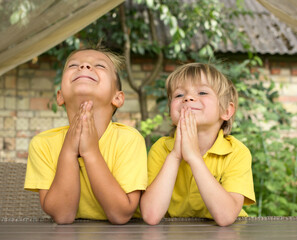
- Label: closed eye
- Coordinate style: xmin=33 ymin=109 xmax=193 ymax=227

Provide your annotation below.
xmin=68 ymin=64 xmax=78 ymax=68
xmin=95 ymin=64 xmax=106 ymax=68
xmin=199 ymin=92 xmax=207 ymax=95
xmin=175 ymin=94 xmax=183 ymax=98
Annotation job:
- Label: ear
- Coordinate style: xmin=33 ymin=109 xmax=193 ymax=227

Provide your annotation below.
xmin=56 ymin=90 xmax=65 ymax=106
xmin=111 ymin=91 xmax=125 ymax=108
xmin=221 ymin=102 xmax=235 ymax=121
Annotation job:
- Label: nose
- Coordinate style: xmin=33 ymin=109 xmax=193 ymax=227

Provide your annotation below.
xmin=183 ymin=95 xmax=195 ymax=102
xmin=79 ymin=63 xmax=92 ymax=70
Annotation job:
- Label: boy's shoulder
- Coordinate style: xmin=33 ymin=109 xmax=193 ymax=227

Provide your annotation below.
xmin=109 ymin=122 xmax=144 ymax=139
xmin=226 ymin=134 xmax=248 ymax=147
xmin=225 ymin=134 xmax=251 ymax=154
xmin=154 ymin=135 xmax=173 ymax=144
xmin=150 ymin=135 xmax=174 ymax=152
xmin=111 ymin=121 xmax=140 ymax=133
xmin=35 ymin=126 xmax=69 ymax=137
xmin=31 ymin=126 xmax=69 ymax=144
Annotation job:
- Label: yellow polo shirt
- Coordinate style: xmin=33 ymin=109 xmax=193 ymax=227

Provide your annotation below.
xmin=25 ymin=122 xmax=147 ymax=220
xmin=148 ymin=129 xmax=255 ymax=219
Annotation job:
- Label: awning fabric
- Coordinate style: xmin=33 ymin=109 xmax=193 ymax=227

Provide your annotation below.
xmin=256 ymin=0 xmax=297 ymax=32
xmin=0 ymin=0 xmax=124 ymax=76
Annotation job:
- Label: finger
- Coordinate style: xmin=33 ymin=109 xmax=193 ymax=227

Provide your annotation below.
xmin=184 ymin=107 xmax=192 ymax=134
xmin=75 ymin=106 xmax=83 ymax=133
xmin=87 ymin=101 xmax=94 ymax=120
xmin=180 ymin=108 xmax=186 ymax=133
xmin=85 ymin=102 xmax=94 ymax=133
xmin=176 ymin=118 xmax=182 ymax=142
xmin=188 ymin=109 xmax=196 ymax=134
xmin=90 ymin=108 xmax=96 ymax=133
xmin=80 ymin=101 xmax=88 ymax=121
xmin=74 ymin=103 xmax=84 ymax=125
xmin=180 ymin=107 xmax=185 ymax=118
xmin=86 ymin=100 xmax=93 ymax=112
xmin=76 ymin=115 xmax=82 ymax=136
xmin=71 ymin=105 xmax=82 ymax=123
xmin=69 ymin=107 xmax=83 ymax=132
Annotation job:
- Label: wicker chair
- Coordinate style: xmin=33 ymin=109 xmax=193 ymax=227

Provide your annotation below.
xmin=0 ymin=162 xmax=50 ymax=221
xmin=1 ymin=162 xmax=296 ymax=223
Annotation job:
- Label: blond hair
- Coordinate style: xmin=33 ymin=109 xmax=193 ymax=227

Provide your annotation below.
xmin=64 ymin=46 xmax=125 ymax=91
xmin=166 ymin=63 xmax=238 ymax=136
xmin=63 ymin=46 xmax=125 ymax=115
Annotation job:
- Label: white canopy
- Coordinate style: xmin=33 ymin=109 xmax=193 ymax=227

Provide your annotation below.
xmin=0 ymin=0 xmax=296 ymax=77
xmin=0 ymin=0 xmax=124 ymax=76
xmin=257 ymin=0 xmax=297 ymax=32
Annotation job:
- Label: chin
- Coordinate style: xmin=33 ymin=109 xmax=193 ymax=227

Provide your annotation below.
xmin=73 ymin=87 xmax=95 ymax=95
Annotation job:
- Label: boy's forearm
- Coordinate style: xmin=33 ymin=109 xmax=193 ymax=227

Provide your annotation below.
xmin=42 ymin=149 xmax=80 ymax=224
xmin=83 ymin=150 xmax=139 ymax=224
xmin=189 ymin=158 xmax=243 ymax=226
xmin=140 ymin=152 xmax=180 ymax=225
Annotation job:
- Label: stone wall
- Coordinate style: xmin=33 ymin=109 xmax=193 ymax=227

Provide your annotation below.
xmin=0 ymin=56 xmax=296 ymax=163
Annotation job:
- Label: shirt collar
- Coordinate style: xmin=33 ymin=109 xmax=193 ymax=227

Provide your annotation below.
xmin=207 ymin=129 xmax=232 ymax=156
xmin=164 ymin=129 xmax=232 ymax=156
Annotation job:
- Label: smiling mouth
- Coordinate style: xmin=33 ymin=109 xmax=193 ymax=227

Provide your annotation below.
xmin=72 ymin=75 xmax=97 ymax=82
xmin=190 ymin=107 xmax=201 ymax=111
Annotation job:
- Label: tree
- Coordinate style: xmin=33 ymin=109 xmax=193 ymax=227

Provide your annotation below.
xmin=48 ymin=0 xmax=251 ymax=145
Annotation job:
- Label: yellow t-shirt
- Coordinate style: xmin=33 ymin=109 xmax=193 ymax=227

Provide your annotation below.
xmin=24 ymin=121 xmax=147 ymax=220
xmin=148 ymin=129 xmax=255 ymax=219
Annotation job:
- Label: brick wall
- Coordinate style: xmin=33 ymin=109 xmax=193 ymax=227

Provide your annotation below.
xmin=269 ymin=62 xmax=297 ymax=113
xmin=0 ymin=57 xmax=69 ymax=163
xmin=0 ymin=56 xmax=296 ymax=163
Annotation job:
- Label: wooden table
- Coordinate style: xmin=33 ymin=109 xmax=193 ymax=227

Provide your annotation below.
xmin=1 ymin=218 xmax=296 ymax=240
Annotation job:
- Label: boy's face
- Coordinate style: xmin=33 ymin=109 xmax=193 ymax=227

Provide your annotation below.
xmin=58 ymin=50 xmax=119 ymax=107
xmin=170 ymin=73 xmax=224 ymax=130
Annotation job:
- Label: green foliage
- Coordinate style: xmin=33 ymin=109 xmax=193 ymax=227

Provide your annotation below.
xmin=144 ymin=74 xmax=168 ymax=112
xmin=225 ymin=59 xmax=297 ymax=217
xmin=140 ymin=114 xmax=164 ymax=137
xmin=136 ymin=0 xmax=253 ymax=60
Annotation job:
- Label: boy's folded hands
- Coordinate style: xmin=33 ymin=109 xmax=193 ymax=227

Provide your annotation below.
xmin=64 ymin=100 xmax=99 ymax=159
xmin=173 ymin=106 xmax=202 ymax=165
xmin=79 ymin=101 xmax=100 ymax=159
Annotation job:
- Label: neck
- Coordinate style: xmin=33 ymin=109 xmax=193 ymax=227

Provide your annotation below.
xmin=66 ymin=99 xmax=113 ymax=139
xmin=197 ymin=125 xmax=222 ymax=156
xmin=93 ymin=110 xmax=112 ymax=139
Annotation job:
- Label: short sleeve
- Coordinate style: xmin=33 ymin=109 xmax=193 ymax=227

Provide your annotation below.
xmin=147 ymin=137 xmax=169 ymax=185
xmin=221 ymin=144 xmax=255 ymax=205
xmin=112 ymin=130 xmax=147 ymax=193
xmin=24 ymin=136 xmax=56 ymax=192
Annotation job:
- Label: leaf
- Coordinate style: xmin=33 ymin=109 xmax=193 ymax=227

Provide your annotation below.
xmin=146 ymin=0 xmax=154 ymax=8
xmin=10 ymin=12 xmax=20 ymax=25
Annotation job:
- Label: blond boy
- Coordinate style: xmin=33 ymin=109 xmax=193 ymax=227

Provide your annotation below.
xmin=140 ymin=63 xmax=255 ymax=226
xmin=25 ymin=48 xmax=147 ymax=224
